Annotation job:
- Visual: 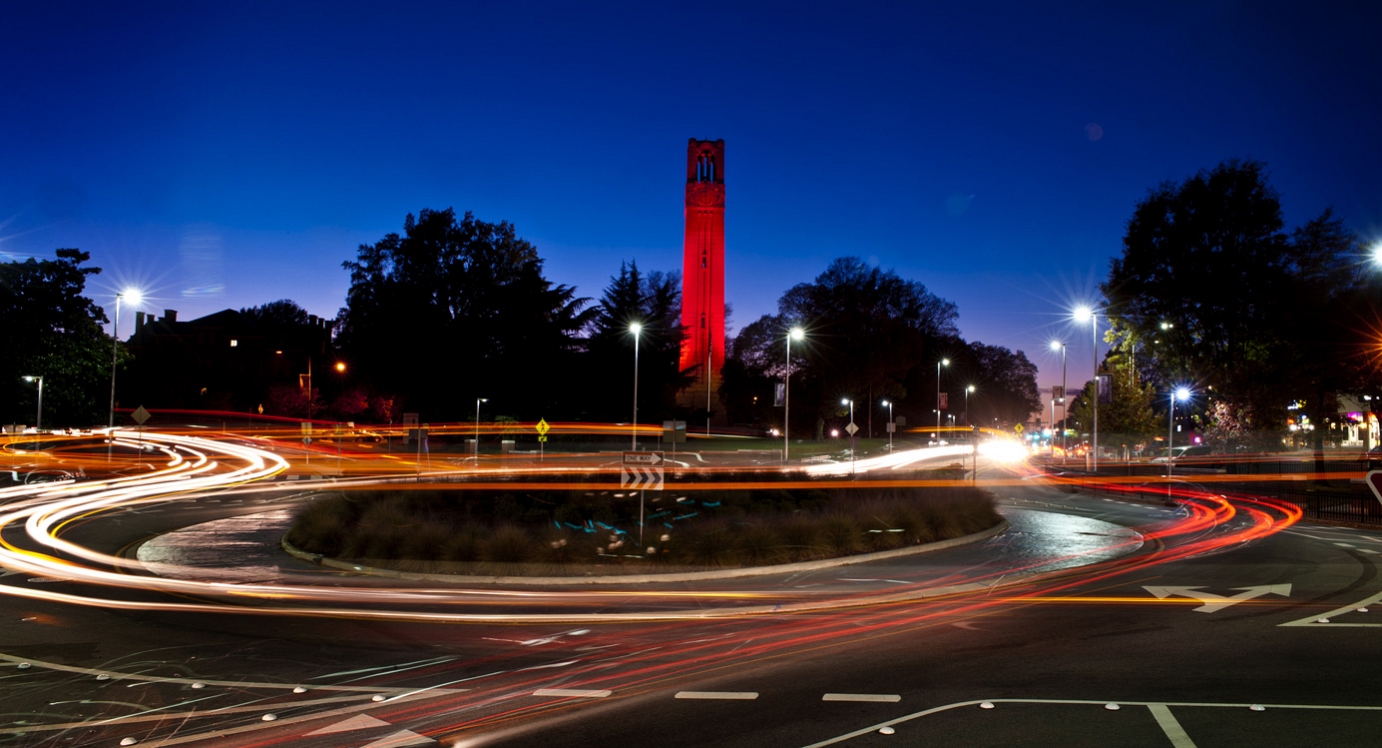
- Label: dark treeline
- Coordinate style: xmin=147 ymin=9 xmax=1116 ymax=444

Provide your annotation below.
xmin=7 ymin=207 xmax=1042 ymax=430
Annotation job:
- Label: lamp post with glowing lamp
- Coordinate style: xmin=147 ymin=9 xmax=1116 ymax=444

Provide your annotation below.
xmin=784 ymin=326 xmax=804 ymax=462
xmin=474 ymin=397 xmax=488 ymax=456
xmin=881 ymin=399 xmax=894 ymax=452
xmin=1167 ymin=386 xmax=1191 ymax=480
xmin=1050 ymin=340 xmax=1067 ymax=464
xmin=841 ymin=398 xmax=855 ymax=474
xmin=630 ymin=323 xmax=642 ymax=450
xmin=936 ymin=358 xmax=949 ymax=436
xmin=1073 ymin=305 xmax=1100 ymax=471
xmin=22 ymin=376 xmax=42 ymax=432
xmin=108 ymin=289 xmax=141 ymax=460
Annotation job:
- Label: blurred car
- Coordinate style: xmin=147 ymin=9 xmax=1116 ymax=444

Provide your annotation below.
xmin=1361 ymin=445 xmax=1382 ymax=471
xmin=1151 ymin=445 xmax=1213 ymax=464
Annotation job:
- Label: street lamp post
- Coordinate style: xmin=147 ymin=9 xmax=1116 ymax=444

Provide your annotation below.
xmin=841 ymin=398 xmax=855 ymax=474
xmin=784 ymin=327 xmax=804 ymax=463
xmin=1074 ymin=307 xmax=1099 ymax=471
xmin=1168 ymin=386 xmax=1190 ymax=476
xmin=474 ymin=397 xmax=488 ymax=457
xmin=22 ymin=376 xmax=43 ymax=432
xmin=630 ymin=323 xmax=642 ymax=450
xmin=936 ymin=358 xmax=950 ymax=437
xmin=1050 ymin=340 xmax=1067 ymax=465
xmin=881 ymin=399 xmax=894 ymax=452
xmin=107 ymin=289 xmax=141 ymax=460
xmin=964 ymin=384 xmax=975 ymax=426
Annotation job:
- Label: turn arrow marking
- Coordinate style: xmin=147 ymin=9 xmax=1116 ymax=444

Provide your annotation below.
xmin=1144 ymin=584 xmax=1292 ymax=613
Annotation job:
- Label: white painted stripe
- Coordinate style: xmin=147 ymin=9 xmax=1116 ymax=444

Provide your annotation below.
xmin=675 ymin=691 xmax=758 ymax=700
xmin=1148 ymin=703 xmax=1197 ymax=748
xmin=533 ymin=688 xmax=611 ymax=698
xmin=823 ymin=693 xmax=901 ymax=703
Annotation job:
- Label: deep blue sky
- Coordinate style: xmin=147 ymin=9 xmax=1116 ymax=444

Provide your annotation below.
xmin=4 ymin=1 xmax=1380 ymax=396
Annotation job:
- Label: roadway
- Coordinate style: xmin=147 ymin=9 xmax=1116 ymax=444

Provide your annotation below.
xmin=0 ymin=431 xmax=1377 ymax=746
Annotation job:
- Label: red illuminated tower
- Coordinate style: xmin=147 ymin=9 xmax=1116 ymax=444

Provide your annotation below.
xmin=678 ymin=138 xmax=725 ymax=417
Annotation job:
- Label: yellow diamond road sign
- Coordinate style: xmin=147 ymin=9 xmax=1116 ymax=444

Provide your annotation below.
xmin=536 ymin=419 xmax=550 ymax=436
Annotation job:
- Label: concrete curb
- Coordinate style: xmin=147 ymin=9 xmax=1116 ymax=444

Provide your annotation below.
xmin=281 ymin=519 xmax=1010 ymax=586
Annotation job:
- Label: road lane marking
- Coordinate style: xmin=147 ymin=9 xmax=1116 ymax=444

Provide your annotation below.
xmin=1281 ymin=590 xmax=1382 ymax=627
xmin=823 ymin=693 xmax=901 ymax=702
xmin=675 ymin=691 xmax=758 ymax=700
xmin=1148 ymin=703 xmax=1197 ymax=747
xmin=799 ymin=699 xmax=1382 ymax=748
xmin=533 ymin=688 xmax=612 ymax=698
xmin=307 ymin=714 xmax=391 ymax=734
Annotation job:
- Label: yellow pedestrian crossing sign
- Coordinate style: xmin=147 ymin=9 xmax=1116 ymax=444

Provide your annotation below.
xmin=536 ymin=418 xmax=550 ymax=442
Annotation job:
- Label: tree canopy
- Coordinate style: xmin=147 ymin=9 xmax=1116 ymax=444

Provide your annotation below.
xmin=0 ymin=249 xmax=118 ymax=426
xmin=336 ymin=208 xmax=592 ymax=419
xmin=578 ymin=262 xmax=691 ymax=422
xmin=1102 ymin=159 xmax=1375 ymax=449
xmin=724 ymin=257 xmax=974 ymax=436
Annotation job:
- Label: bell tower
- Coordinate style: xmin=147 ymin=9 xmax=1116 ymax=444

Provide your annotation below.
xmin=679 ymin=138 xmax=725 ymax=417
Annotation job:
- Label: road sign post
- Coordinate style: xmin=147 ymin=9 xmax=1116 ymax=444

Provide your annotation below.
xmin=1367 ymin=471 xmax=1382 ymax=509
xmin=623 ymin=452 xmax=665 ymax=547
xmin=536 ymin=418 xmax=550 ymax=460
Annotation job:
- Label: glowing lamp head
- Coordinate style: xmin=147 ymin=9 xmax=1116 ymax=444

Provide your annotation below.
xmin=941 ymin=358 xmax=950 ymax=367
xmin=334 ymin=362 xmax=346 ymax=373
xmin=629 ymin=322 xmax=642 ymax=336
xmin=1174 ymin=386 xmax=1191 ymax=401
xmin=1049 ymin=340 xmax=1063 ymax=351
xmin=789 ymin=326 xmax=804 ymax=341
xmin=23 ymin=375 xmax=38 ymax=383
xmin=120 ymin=288 xmax=143 ymax=305
xmin=841 ymin=398 xmax=851 ymax=406
xmin=1073 ymin=305 xmax=1093 ymax=323
xmin=1372 ymin=243 xmax=1382 ymax=266
xmin=967 ymin=384 xmax=976 ymax=393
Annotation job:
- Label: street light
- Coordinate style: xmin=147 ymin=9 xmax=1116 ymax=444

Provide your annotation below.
xmin=784 ymin=326 xmax=804 ymax=463
xmin=22 ymin=376 xmax=43 ymax=432
xmin=1168 ymin=386 xmax=1191 ymax=484
xmin=474 ymin=397 xmax=488 ymax=456
xmin=881 ymin=399 xmax=894 ymax=452
xmin=1074 ymin=305 xmax=1100 ymax=471
xmin=1050 ymin=340 xmax=1067 ymax=464
xmin=964 ymin=384 xmax=975 ymax=426
xmin=108 ymin=288 xmax=141 ymax=459
xmin=841 ymin=398 xmax=855 ymax=474
xmin=629 ymin=323 xmax=642 ymax=450
xmin=936 ymin=358 xmax=950 ymax=436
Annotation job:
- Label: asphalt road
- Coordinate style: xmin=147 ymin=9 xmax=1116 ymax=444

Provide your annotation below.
xmin=1 ymin=441 xmax=1379 ymax=747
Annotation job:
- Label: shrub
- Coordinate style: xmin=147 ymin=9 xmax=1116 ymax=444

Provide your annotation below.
xmin=482 ymin=525 xmax=538 ymax=564
xmin=735 ymin=523 xmax=785 ymax=565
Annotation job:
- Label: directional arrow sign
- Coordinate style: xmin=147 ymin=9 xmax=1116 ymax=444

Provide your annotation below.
xmin=1144 ymin=584 xmax=1292 ymax=613
xmin=623 ymin=451 xmax=664 ymax=466
xmin=621 ymin=466 xmax=664 ymax=491
xmin=1367 ymin=471 xmax=1382 ymax=508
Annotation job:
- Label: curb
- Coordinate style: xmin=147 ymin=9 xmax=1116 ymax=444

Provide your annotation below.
xmin=281 ymin=520 xmax=1010 ymax=586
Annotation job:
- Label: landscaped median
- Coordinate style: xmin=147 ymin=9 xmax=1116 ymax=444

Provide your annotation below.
xmin=282 ymin=469 xmax=1006 ymax=583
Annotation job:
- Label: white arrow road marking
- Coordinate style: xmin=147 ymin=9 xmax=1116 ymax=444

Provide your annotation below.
xmin=359 ymin=730 xmax=436 ymax=747
xmin=1144 ymin=584 xmax=1292 ymax=613
xmin=306 ymin=714 xmax=391 ymax=735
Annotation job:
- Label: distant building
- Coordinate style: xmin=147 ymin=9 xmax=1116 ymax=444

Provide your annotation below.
xmin=678 ymin=138 xmax=726 ymax=421
xmin=121 ymin=309 xmax=332 ymax=413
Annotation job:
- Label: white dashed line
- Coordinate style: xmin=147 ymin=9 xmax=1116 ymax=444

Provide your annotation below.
xmin=822 ymin=693 xmax=901 ymax=702
xmin=533 ymin=689 xmax=611 ymax=698
xmin=675 ymin=691 xmax=759 ymax=700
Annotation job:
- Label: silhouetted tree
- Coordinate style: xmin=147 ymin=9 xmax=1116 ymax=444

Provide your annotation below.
xmin=0 ymin=249 xmax=119 ymax=426
xmin=580 ymin=262 xmax=691 ymax=421
xmin=1103 ymin=160 xmax=1374 ymax=461
xmin=725 ymin=257 xmax=959 ymax=437
xmin=336 ymin=208 xmax=592 ymax=419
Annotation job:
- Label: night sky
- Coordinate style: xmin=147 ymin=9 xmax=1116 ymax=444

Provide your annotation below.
xmin=4 ymin=1 xmax=1379 ymax=397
